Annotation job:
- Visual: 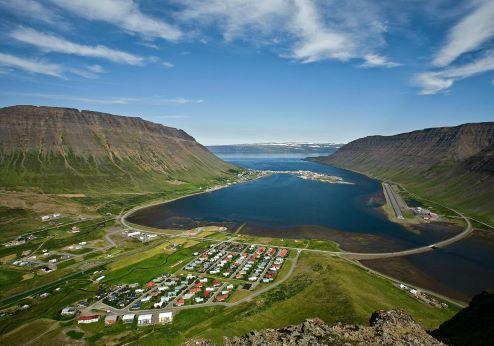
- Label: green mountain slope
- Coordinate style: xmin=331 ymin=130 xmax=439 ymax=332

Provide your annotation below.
xmin=0 ymin=105 xmax=235 ymax=193
xmin=310 ymin=122 xmax=494 ymax=224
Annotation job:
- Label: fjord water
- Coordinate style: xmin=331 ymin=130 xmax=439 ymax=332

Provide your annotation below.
xmin=129 ymin=153 xmax=494 ymax=301
xmin=129 ymin=154 xmax=458 ymax=252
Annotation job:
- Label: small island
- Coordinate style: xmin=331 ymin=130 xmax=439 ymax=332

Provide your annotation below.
xmin=260 ymin=170 xmax=353 ymax=184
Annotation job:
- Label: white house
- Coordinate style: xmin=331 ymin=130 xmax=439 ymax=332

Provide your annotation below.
xmin=122 ymin=314 xmax=135 ymax=324
xmin=137 ymin=314 xmax=153 ymax=326
xmin=158 ymin=311 xmax=173 ymax=324
xmin=78 ymin=315 xmax=100 ymax=324
xmin=61 ymin=307 xmax=76 ymax=316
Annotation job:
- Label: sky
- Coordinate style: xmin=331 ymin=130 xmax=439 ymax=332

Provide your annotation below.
xmin=0 ymin=0 xmax=493 ymax=145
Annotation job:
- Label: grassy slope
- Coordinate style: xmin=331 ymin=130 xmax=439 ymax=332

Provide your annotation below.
xmin=0 ymin=152 xmax=237 ymax=194
xmin=0 ymin=249 xmax=460 ymax=345
xmin=77 ymin=252 xmax=458 ymax=345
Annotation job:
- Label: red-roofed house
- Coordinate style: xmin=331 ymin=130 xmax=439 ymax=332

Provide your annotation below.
xmin=215 ymin=294 xmax=228 ymax=302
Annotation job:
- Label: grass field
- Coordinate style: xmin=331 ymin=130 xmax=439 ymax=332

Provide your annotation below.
xmin=102 ymin=242 xmax=209 ymax=285
xmin=0 ymin=248 xmax=461 ymax=345
xmin=234 ymin=234 xmax=340 ymax=252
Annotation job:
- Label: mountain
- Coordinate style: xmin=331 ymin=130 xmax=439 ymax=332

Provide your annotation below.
xmin=0 ymin=105 xmax=234 ymax=193
xmin=208 ymin=143 xmax=342 ymax=155
xmin=310 ymin=122 xmax=494 ymax=223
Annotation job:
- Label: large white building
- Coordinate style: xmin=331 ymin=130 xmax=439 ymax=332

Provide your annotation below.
xmin=137 ymin=314 xmax=153 ymax=326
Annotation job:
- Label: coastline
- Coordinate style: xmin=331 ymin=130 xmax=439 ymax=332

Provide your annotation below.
xmin=120 ymin=173 xmax=268 ymax=231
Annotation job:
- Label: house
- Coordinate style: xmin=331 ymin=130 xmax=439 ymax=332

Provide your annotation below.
xmin=122 ymin=314 xmax=135 ymax=324
xmin=95 ymin=275 xmax=105 ymax=282
xmin=61 ymin=307 xmax=76 ymax=316
xmin=78 ymin=315 xmax=100 ymax=324
xmin=212 ymin=279 xmax=221 ymax=287
xmin=175 ymin=298 xmax=185 ymax=306
xmin=137 ymin=314 xmax=153 ymax=326
xmin=226 ymin=284 xmax=234 ymax=290
xmin=194 ymin=297 xmax=204 ymax=303
xmin=158 ymin=311 xmax=173 ymax=324
xmin=183 ymin=293 xmax=194 ymax=300
xmin=215 ymin=294 xmax=228 ymax=302
xmin=105 ymin=314 xmax=119 ymax=326
xmin=146 ymin=281 xmax=156 ymax=289
xmin=189 ymin=287 xmax=201 ymax=294
xmin=140 ymin=296 xmax=151 ymax=302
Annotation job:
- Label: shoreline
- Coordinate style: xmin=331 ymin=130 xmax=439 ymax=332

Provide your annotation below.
xmin=121 ymin=173 xmax=268 ymax=231
xmin=119 ymin=162 xmax=475 ymax=306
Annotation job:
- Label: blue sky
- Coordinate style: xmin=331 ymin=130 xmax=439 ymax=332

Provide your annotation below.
xmin=0 ymin=0 xmax=493 ymax=145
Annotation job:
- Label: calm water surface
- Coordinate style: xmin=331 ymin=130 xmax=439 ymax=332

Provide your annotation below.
xmin=129 ymin=154 xmax=458 ymax=252
xmin=129 ymin=153 xmax=494 ymax=300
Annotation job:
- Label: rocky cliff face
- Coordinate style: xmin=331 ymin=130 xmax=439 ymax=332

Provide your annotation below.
xmin=311 ymin=122 xmax=494 ymax=223
xmin=224 ymin=310 xmax=443 ymax=345
xmin=0 ymin=105 xmax=234 ymax=192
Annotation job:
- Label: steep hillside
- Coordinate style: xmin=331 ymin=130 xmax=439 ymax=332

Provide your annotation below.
xmin=310 ymin=123 xmax=494 ymax=223
xmin=0 ymin=105 xmax=235 ymax=193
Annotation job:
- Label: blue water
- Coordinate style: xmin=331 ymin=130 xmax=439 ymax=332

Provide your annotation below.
xmin=129 ymin=154 xmax=458 ymax=252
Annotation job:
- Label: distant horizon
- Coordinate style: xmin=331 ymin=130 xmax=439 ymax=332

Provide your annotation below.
xmin=1 ymin=102 xmax=492 ymax=146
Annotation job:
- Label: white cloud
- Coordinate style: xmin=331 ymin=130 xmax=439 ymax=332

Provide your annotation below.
xmin=87 ymin=64 xmax=105 ymax=73
xmin=159 ymin=97 xmax=203 ymax=104
xmin=162 ymin=61 xmax=174 ymax=69
xmin=289 ymin=0 xmax=353 ymax=63
xmin=10 ymin=27 xmax=144 ymax=65
xmin=4 ymin=92 xmax=133 ymax=104
xmin=177 ymin=0 xmax=394 ymax=67
xmin=414 ymin=0 xmax=494 ymax=94
xmin=433 ymin=0 xmax=494 ymax=67
xmin=414 ymin=50 xmax=494 ymax=94
xmin=0 ymin=52 xmax=63 ymax=77
xmin=49 ymin=0 xmax=182 ymax=41
xmin=0 ymin=0 xmax=60 ymax=24
xmin=360 ymin=54 xmax=400 ymax=68
xmin=3 ymin=92 xmax=204 ymax=106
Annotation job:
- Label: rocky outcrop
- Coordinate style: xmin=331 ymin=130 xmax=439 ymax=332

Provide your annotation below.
xmin=0 ymin=105 xmax=234 ymax=192
xmin=224 ymin=310 xmax=443 ymax=345
xmin=310 ymin=122 xmax=494 ymax=223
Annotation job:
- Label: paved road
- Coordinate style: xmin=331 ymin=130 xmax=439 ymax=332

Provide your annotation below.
xmin=339 ymin=207 xmax=473 ymax=260
xmin=383 ymin=183 xmax=404 ymax=219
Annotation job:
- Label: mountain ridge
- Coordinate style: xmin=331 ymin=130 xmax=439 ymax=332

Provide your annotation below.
xmin=0 ymin=105 xmax=234 ymax=193
xmin=310 ymin=122 xmax=494 ymax=223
